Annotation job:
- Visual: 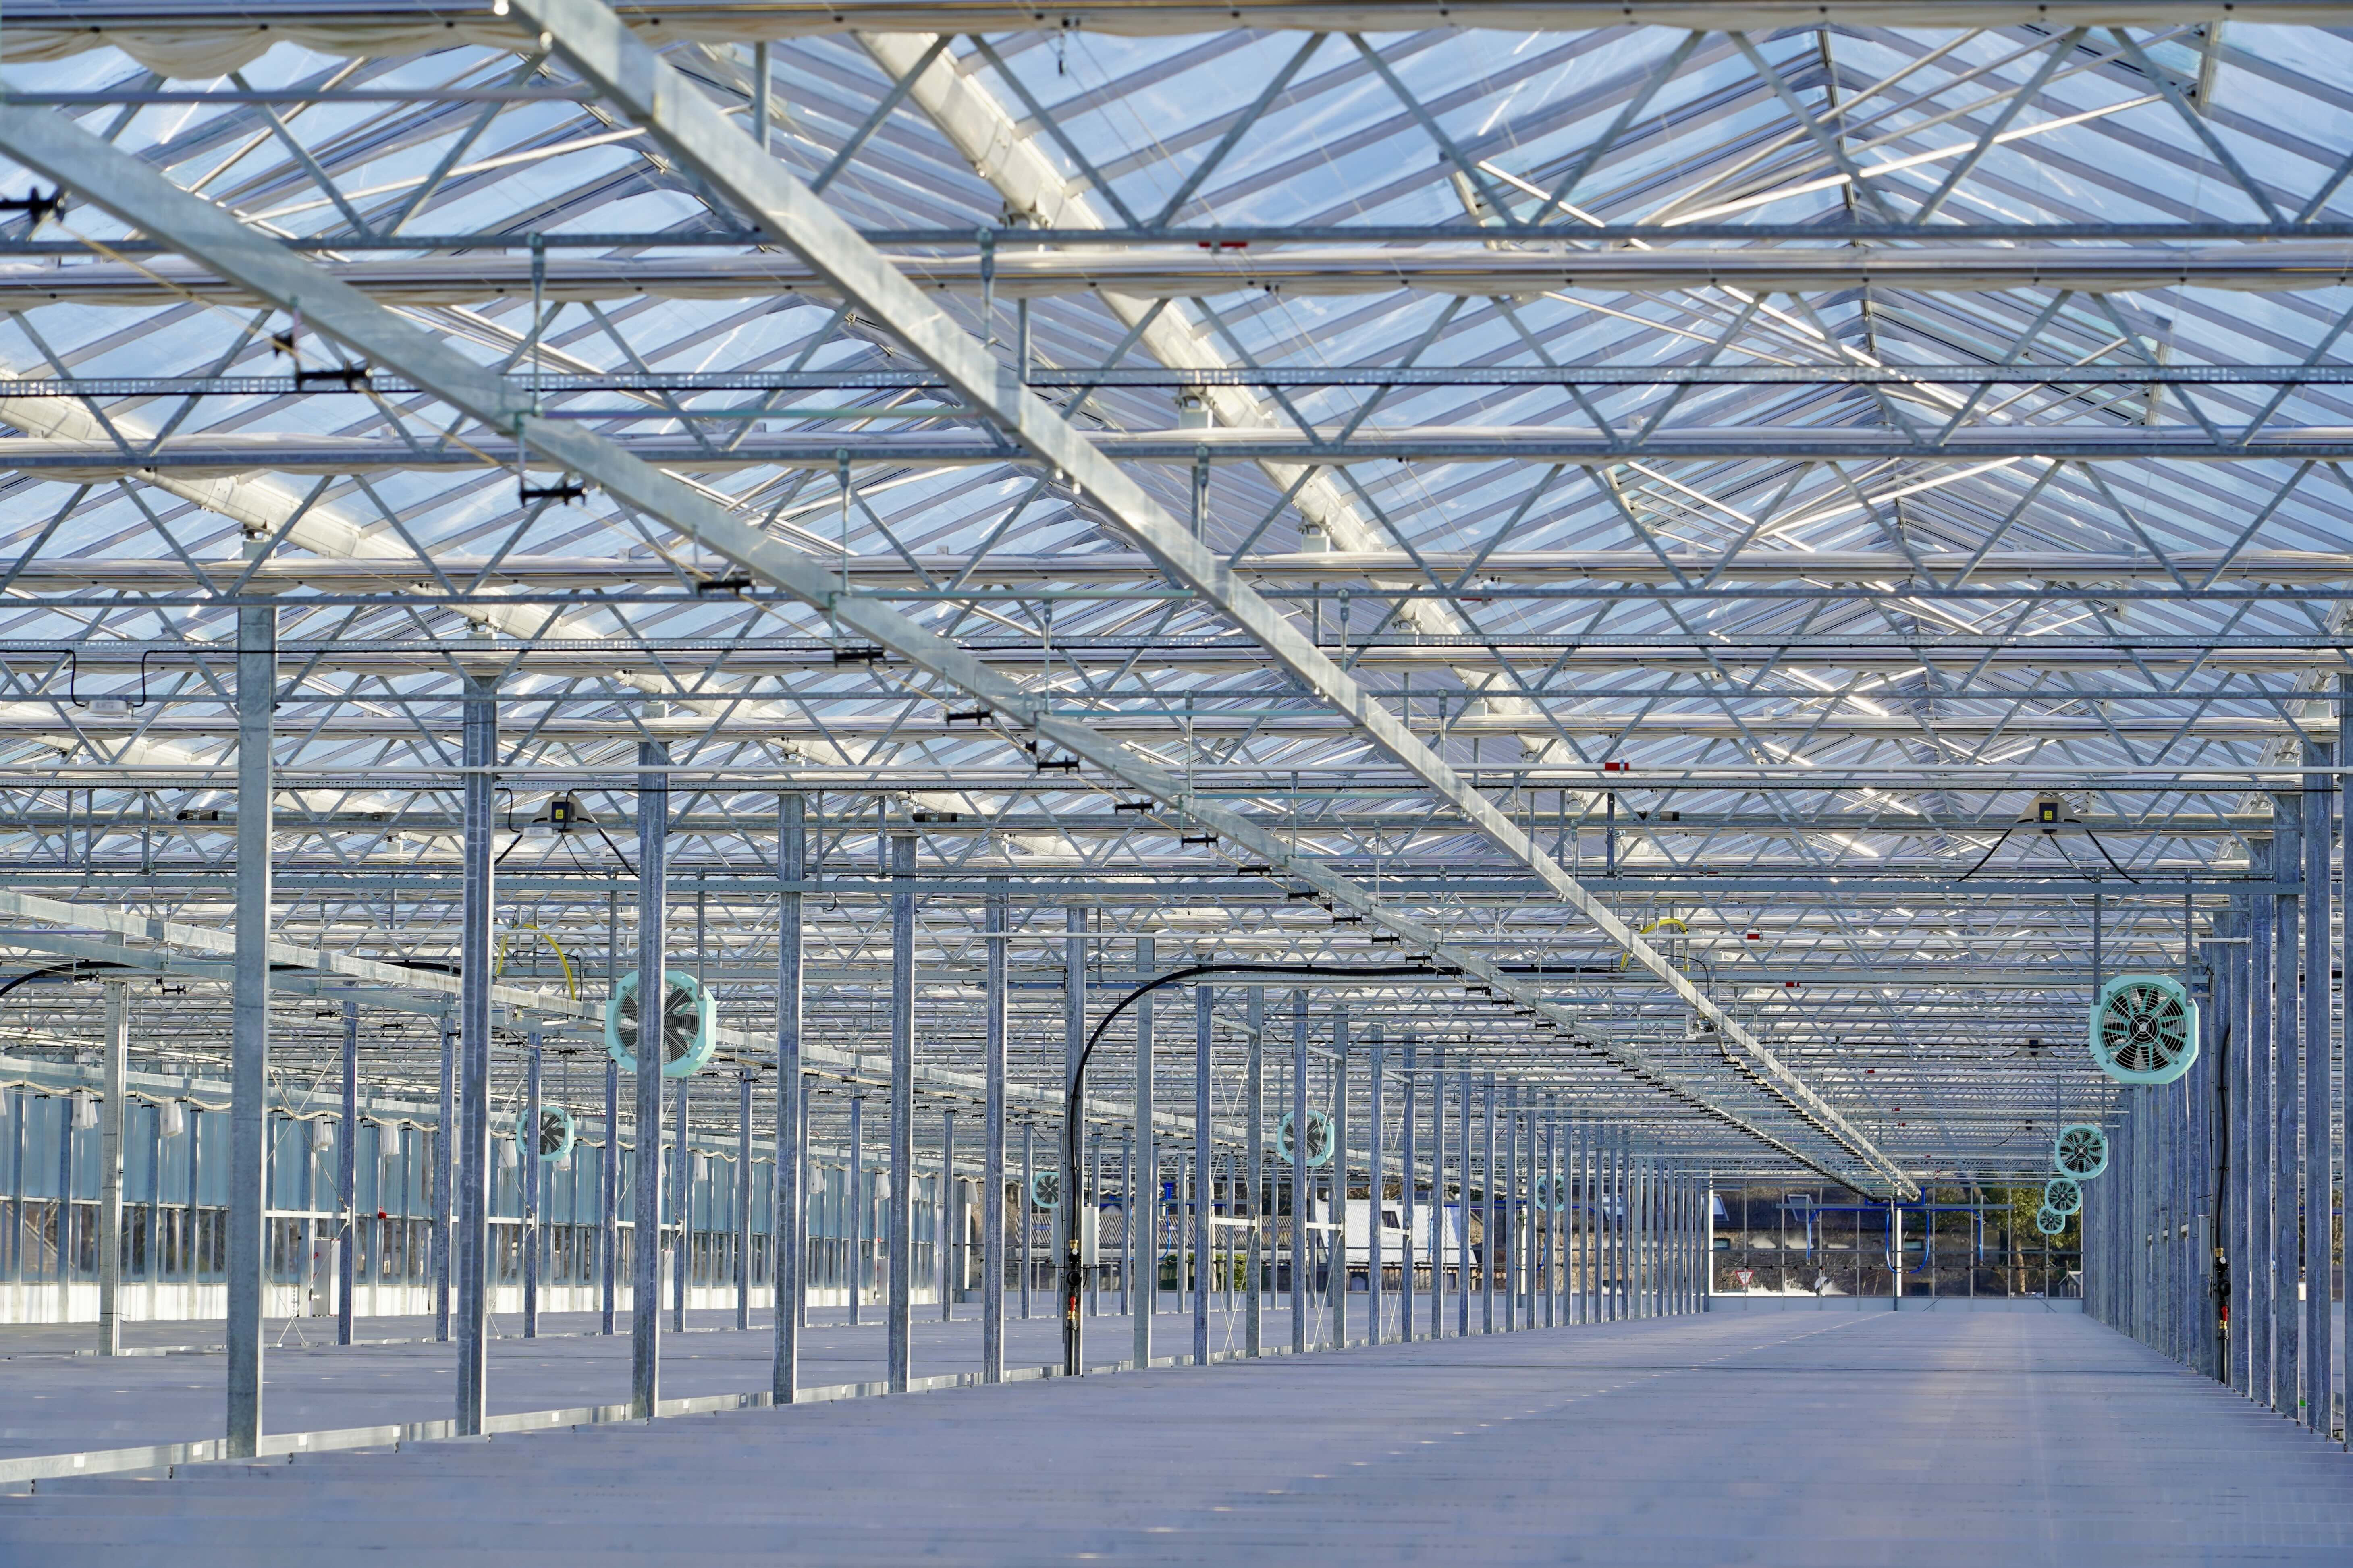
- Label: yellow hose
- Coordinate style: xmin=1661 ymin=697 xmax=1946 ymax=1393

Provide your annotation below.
xmin=494 ymin=923 xmax=579 ymax=998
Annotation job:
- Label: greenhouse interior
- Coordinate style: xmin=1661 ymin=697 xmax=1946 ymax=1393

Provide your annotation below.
xmin=0 ymin=1 xmax=2346 ymax=1562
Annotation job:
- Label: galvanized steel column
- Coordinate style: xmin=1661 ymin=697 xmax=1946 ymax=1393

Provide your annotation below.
xmin=1244 ymin=987 xmax=1263 ymax=1358
xmin=601 ymin=1053 xmax=617 ymax=1337
xmin=1456 ymin=1061 xmax=1470 ymax=1338
xmin=1502 ymin=1080 xmax=1518 ymax=1332
xmin=1570 ymin=1118 xmax=1584 ymax=1325
xmin=1428 ymin=1045 xmax=1447 ymax=1339
xmin=337 ymin=1000 xmax=357 ymax=1346
xmin=1644 ymin=1157 xmax=1659 ymax=1317
xmin=671 ymin=1080 xmax=689 ymax=1332
xmin=1668 ymin=1174 xmax=1679 ymax=1314
xmin=1616 ymin=1128 xmax=1628 ymax=1321
xmin=849 ymin=1096 xmax=865 ymax=1328
xmin=2343 ymin=680 xmax=2353 ymax=1441
xmin=1020 ymin=1122 xmax=1034 ymax=1323
xmin=2303 ymin=750 xmax=2332 ymax=1429
xmin=225 ymin=599 xmax=274 ymax=1456
xmin=1290 ymin=990 xmax=1308 ymax=1354
xmin=1133 ymin=935 xmax=1154 ymax=1367
xmin=1331 ymin=1007 xmax=1348 ymax=1348
xmin=1602 ymin=1129 xmax=1617 ymax=1322
xmin=939 ymin=1110 xmax=956 ymax=1323
xmin=435 ymin=1024 xmax=453 ymax=1343
xmin=1616 ymin=1131 xmax=1631 ymax=1322
xmin=1664 ymin=1172 xmax=1677 ymax=1314
xmin=1525 ymin=1091 xmax=1541 ymax=1324
xmin=453 ymin=672 xmax=496 ymax=1435
xmin=97 ymin=980 xmax=127 ymax=1356
xmin=1666 ymin=1166 xmax=1684 ymax=1316
xmin=1112 ymin=1130 xmax=1126 ymax=1320
xmin=1595 ymin=1127 xmax=1609 ymax=1322
xmin=1368 ymin=1025 xmax=1384 ymax=1346
xmin=2247 ymin=852 xmax=2274 ymax=1406
xmin=2223 ymin=901 xmax=2247 ymax=1394
xmin=524 ymin=1033 xmax=543 ymax=1340
xmin=981 ymin=878 xmax=1006 ymax=1383
xmin=2273 ymin=803 xmax=2301 ymax=1412
xmin=776 ymin=795 xmax=806 ymax=1399
xmin=735 ymin=1071 xmax=752 ymax=1333
xmin=2216 ymin=911 xmax=2242 ymax=1390
xmin=1482 ymin=1073 xmax=1496 ymax=1334
xmin=1546 ymin=1103 xmax=1560 ymax=1327
xmin=1060 ymin=907 xmax=1084 ymax=1376
xmin=1398 ymin=1037 xmax=1418 ymax=1342
xmin=1194 ymin=981 xmax=1212 ymax=1365
xmin=887 ymin=830 xmax=915 ymax=1392
xmin=630 ymin=738 xmax=669 ymax=1418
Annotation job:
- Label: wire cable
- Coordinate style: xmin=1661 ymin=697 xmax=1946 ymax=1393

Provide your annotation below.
xmin=2081 ymin=828 xmax=2141 ymax=884
xmin=1059 ymin=961 xmax=1444 ymax=1373
xmin=1955 ymin=827 xmax=2013 ymax=881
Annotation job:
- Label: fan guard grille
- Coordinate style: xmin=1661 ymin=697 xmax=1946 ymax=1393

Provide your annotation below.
xmin=2043 ymin=1174 xmax=2082 ymax=1216
xmin=2054 ymin=1123 xmax=2108 ymax=1179
xmin=1277 ymin=1109 xmax=1334 ymax=1168
xmin=2089 ymin=974 xmax=2199 ymax=1085
xmin=536 ymin=1104 xmax=576 ymax=1163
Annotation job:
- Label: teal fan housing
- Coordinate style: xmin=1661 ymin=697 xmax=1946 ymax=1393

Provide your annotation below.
xmin=1028 ymin=1169 xmax=1061 ymax=1209
xmin=2089 ymin=974 xmax=2198 ymax=1086
xmin=2054 ymin=1123 xmax=2109 ymax=1180
xmin=2035 ymin=1206 xmax=2068 ymax=1238
xmin=536 ymin=1104 xmax=576 ymax=1164
xmin=1277 ymin=1109 xmax=1334 ymax=1168
xmin=2043 ymin=1174 xmax=2082 ymax=1217
xmin=604 ymin=969 xmax=718 ymax=1078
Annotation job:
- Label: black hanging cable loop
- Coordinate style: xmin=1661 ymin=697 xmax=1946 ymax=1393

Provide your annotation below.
xmin=2081 ymin=828 xmax=2141 ymax=884
xmin=1955 ymin=827 xmax=2012 ymax=881
xmin=1060 ymin=960 xmax=1444 ymax=1375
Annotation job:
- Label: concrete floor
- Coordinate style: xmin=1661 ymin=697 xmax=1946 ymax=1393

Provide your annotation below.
xmin=0 ymin=1300 xmax=1297 ymax=1461
xmin=2 ymin=1309 xmax=2349 ymax=1565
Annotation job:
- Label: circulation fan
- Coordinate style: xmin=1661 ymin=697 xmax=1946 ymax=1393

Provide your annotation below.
xmin=2054 ymin=1122 xmax=2108 ymax=1180
xmin=1533 ymin=1174 xmax=1567 ymax=1211
xmin=1028 ymin=1169 xmax=1061 ymax=1209
xmin=2043 ymin=1174 xmax=2082 ymax=1217
xmin=536 ymin=1103 xmax=577 ymax=1164
xmin=2035 ymin=1206 xmax=2068 ymax=1238
xmin=1277 ymin=1109 xmax=1334 ymax=1168
xmin=2089 ymin=974 xmax=2198 ymax=1085
xmin=603 ymin=968 xmax=718 ymax=1078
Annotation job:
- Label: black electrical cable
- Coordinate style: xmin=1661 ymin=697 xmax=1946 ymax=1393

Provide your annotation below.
xmin=0 ymin=959 xmax=132 ymax=999
xmin=1955 ymin=828 xmax=2013 ymax=881
xmin=1049 ymin=949 xmax=1905 ymax=1373
xmin=591 ymin=819 xmax=639 ymax=877
xmin=2081 ymin=828 xmax=2141 ymax=884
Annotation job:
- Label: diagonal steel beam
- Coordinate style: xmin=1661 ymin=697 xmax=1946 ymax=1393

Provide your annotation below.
xmin=0 ymin=45 xmax=1905 ymax=1194
xmin=857 ymin=32 xmax=1566 ymax=760
xmin=520 ymin=0 xmax=1904 ymax=1193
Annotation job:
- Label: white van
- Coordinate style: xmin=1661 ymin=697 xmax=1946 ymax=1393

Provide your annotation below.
xmin=1311 ymin=1197 xmax=1470 ymax=1273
